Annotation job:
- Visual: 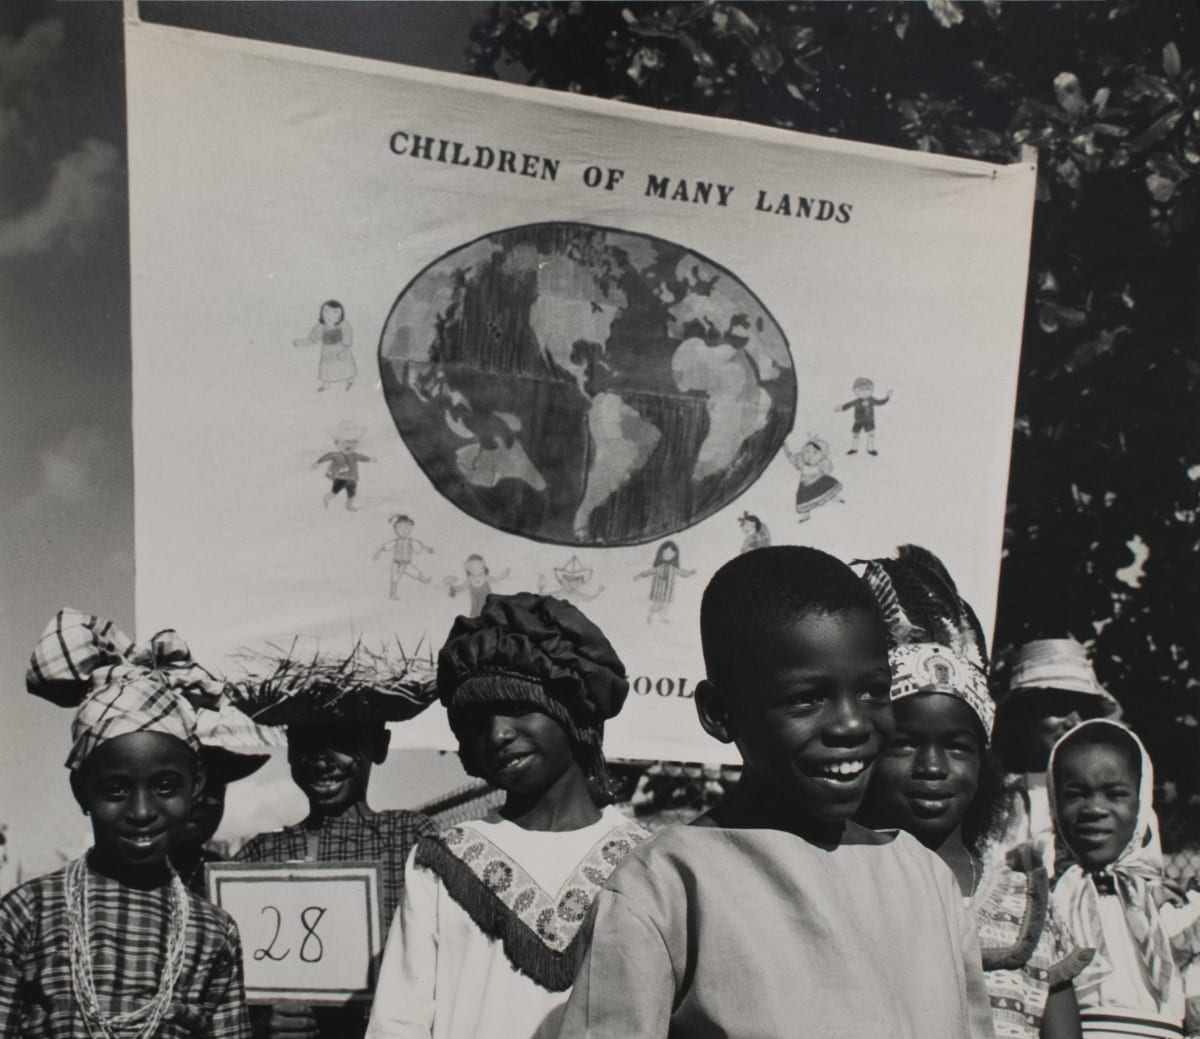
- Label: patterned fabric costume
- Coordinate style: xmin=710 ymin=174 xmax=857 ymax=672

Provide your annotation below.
xmin=860 ymin=545 xmax=1089 ymax=1039
xmin=971 ymin=852 xmax=1092 ymax=1038
xmin=367 ymin=809 xmax=648 ymax=1039
xmin=5 ymin=609 xmax=250 ymax=1039
xmin=0 ymin=866 xmax=248 ymax=1039
xmin=236 ymin=808 xmax=435 ymax=925
xmin=1050 ymin=720 xmax=1200 ymax=1039
xmin=369 ymin=593 xmax=641 ymax=1039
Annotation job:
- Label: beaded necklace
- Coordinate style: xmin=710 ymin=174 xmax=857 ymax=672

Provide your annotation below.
xmin=65 ymin=856 xmax=191 ymax=1039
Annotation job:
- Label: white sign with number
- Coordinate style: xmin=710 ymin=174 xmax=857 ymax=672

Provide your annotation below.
xmin=207 ymin=861 xmax=384 ymax=1004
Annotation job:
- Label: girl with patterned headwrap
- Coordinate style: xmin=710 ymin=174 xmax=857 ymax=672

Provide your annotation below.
xmin=856 ymin=545 xmax=1091 ymax=1039
xmin=0 ymin=609 xmax=251 ymax=1039
xmin=1049 ymin=719 xmax=1200 ymax=1039
xmin=366 ymin=593 xmax=649 ymax=1039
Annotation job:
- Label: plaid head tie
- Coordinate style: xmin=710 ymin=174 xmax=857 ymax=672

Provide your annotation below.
xmin=26 ymin=608 xmax=224 ymax=769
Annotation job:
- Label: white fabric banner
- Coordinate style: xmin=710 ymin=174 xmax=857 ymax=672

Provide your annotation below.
xmin=127 ymin=22 xmax=1036 ymax=765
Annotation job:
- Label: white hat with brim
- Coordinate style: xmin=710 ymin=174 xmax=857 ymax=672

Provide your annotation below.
xmin=1008 ymin=638 xmax=1114 ymax=700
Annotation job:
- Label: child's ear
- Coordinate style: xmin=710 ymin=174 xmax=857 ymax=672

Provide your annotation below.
xmin=371 ymin=727 xmax=392 ymax=765
xmin=695 ymin=680 xmax=736 ymax=744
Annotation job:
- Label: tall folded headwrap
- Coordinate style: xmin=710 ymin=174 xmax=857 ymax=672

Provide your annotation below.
xmin=26 ymin=609 xmax=224 ymax=770
xmin=437 ymin=593 xmax=628 ymax=787
xmin=856 ymin=544 xmax=994 ymax=741
xmin=1049 ymin=719 xmax=1175 ymax=1012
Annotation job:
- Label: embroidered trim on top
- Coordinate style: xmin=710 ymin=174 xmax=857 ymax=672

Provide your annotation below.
xmin=415 ymin=819 xmax=649 ymax=991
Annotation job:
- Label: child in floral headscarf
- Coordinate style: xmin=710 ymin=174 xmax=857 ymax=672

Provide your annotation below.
xmin=1050 ymin=719 xmax=1200 ymax=1039
xmin=0 ymin=609 xmax=250 ymax=1039
xmin=367 ymin=593 xmax=649 ymax=1039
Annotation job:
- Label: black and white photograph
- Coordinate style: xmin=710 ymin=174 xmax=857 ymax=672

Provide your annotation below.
xmin=1 ymin=2 xmax=1198 ymax=1038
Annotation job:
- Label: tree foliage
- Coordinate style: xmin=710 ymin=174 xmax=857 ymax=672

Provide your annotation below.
xmin=467 ymin=1 xmax=1200 ymax=775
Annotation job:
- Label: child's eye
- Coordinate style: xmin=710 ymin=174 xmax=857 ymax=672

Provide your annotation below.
xmin=154 ymin=779 xmax=183 ymax=797
xmin=778 ymin=694 xmax=823 ymax=715
xmin=859 ymin=685 xmax=891 ymax=703
xmin=99 ymin=783 xmax=128 ymax=800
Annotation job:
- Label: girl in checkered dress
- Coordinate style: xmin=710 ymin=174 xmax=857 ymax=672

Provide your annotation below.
xmin=0 ymin=610 xmax=251 ymax=1039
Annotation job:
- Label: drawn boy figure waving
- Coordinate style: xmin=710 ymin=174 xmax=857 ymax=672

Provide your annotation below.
xmin=314 ymin=434 xmax=372 ymax=510
xmin=836 ymin=377 xmax=893 ymax=456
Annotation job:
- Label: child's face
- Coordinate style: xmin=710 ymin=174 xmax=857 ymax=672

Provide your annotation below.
xmin=859 ymin=693 xmax=983 ymax=848
xmin=337 ymin=438 xmax=358 ymax=452
xmin=725 ymin=608 xmax=894 ymax=824
xmin=662 ymin=545 xmax=677 ymax=562
xmin=800 ymin=443 xmax=822 ymax=465
xmin=854 ymin=382 xmax=873 ymax=399
xmin=395 ymin=520 xmax=413 ymax=536
xmin=1054 ymin=741 xmax=1140 ymax=869
xmin=1024 ymin=690 xmax=1089 ymax=771
xmin=465 ymin=559 xmax=486 ymax=579
xmin=287 ymin=723 xmax=385 ymax=818
xmin=321 ymin=304 xmax=343 ymax=324
xmin=458 ymin=706 xmax=578 ymax=797
xmin=73 ymin=731 xmax=199 ymax=880
xmin=184 ymin=776 xmax=229 ymax=850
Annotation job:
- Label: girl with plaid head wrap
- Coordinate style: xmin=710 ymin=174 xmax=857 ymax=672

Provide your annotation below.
xmin=366 ymin=593 xmax=649 ymax=1039
xmin=856 ymin=546 xmax=1091 ymax=1039
xmin=0 ymin=609 xmax=250 ymax=1039
xmin=1050 ymin=720 xmax=1200 ymax=1039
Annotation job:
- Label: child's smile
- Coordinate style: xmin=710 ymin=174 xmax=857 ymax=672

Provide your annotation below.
xmin=727 ymin=609 xmax=893 ymax=825
xmin=287 ymin=723 xmax=383 ymax=817
xmin=859 ymin=694 xmax=983 ymax=847
xmin=461 ymin=707 xmax=576 ymax=797
xmin=72 ymin=731 xmax=198 ymax=881
xmin=1053 ymin=741 xmax=1139 ymax=870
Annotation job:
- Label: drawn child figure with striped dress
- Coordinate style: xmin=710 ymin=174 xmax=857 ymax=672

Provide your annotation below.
xmin=634 ymin=540 xmax=695 ymax=626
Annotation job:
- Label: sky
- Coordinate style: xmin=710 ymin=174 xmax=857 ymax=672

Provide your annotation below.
xmin=0 ymin=0 xmax=495 ymax=882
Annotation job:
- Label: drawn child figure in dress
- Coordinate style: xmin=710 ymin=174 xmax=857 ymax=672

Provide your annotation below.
xmin=783 ymin=435 xmax=844 ymax=522
xmin=294 ymin=299 xmax=356 ymax=392
xmin=635 ymin=540 xmax=696 ymax=625
xmin=836 ymin=377 xmax=892 ymax=455
xmin=445 ymin=554 xmax=510 ymax=618
xmin=374 ymin=515 xmax=434 ymax=597
xmin=314 ymin=434 xmax=373 ymax=511
xmin=738 ymin=512 xmax=771 ymax=555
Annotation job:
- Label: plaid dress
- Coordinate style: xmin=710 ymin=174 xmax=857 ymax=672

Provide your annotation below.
xmin=0 ymin=862 xmax=249 ymax=1038
xmin=236 ymin=809 xmax=433 ymax=1039
xmin=235 ymin=808 xmax=434 ymax=927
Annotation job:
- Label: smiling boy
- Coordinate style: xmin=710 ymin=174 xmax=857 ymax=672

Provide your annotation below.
xmin=556 ymin=547 xmax=994 ymax=1039
xmin=0 ymin=609 xmax=250 ymax=1039
xmin=234 ymin=697 xmax=436 ymax=1039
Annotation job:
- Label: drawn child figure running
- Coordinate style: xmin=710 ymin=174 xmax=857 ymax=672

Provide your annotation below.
xmin=836 ymin=377 xmax=892 ymax=455
xmin=374 ymin=515 xmax=434 ymax=597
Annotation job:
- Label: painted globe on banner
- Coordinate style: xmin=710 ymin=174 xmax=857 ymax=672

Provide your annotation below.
xmin=379 ymin=222 xmax=795 ymax=547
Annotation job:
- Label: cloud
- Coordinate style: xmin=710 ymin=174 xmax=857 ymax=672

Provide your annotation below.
xmin=14 ymin=426 xmax=113 ymax=517
xmin=0 ymin=19 xmax=64 ymax=148
xmin=0 ymin=137 xmax=120 ymax=259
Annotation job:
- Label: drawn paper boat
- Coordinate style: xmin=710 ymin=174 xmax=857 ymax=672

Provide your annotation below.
xmin=555 ymin=555 xmax=593 ymax=584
